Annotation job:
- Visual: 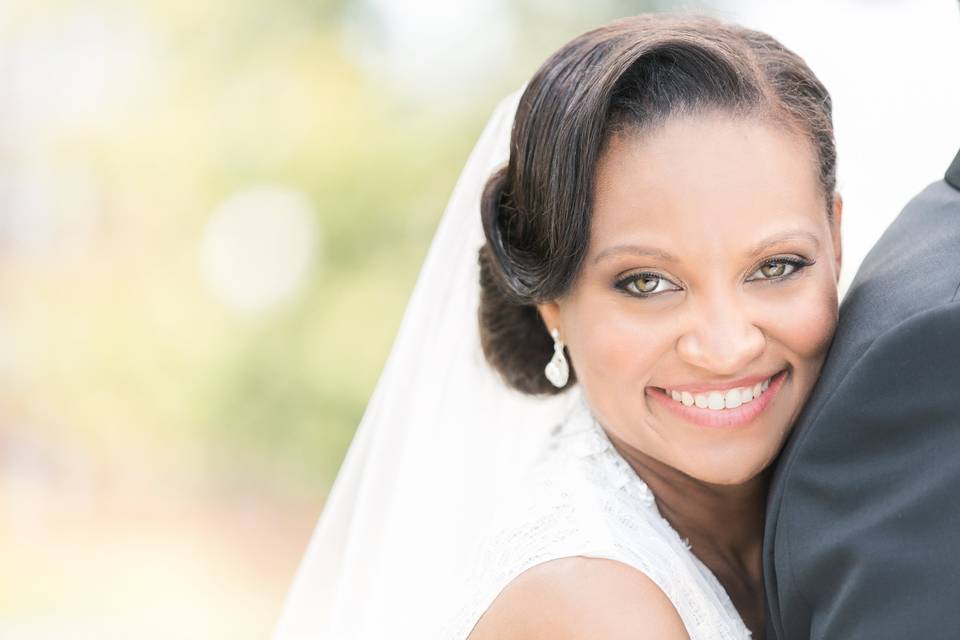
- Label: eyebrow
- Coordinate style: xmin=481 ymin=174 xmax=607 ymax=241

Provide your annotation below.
xmin=592 ymin=229 xmax=821 ymax=265
xmin=746 ymin=230 xmax=821 ymax=257
xmin=592 ymin=244 xmax=678 ymax=265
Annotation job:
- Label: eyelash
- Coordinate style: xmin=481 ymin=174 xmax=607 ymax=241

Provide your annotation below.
xmin=613 ymin=271 xmax=679 ymax=298
xmin=747 ymin=256 xmax=814 ymax=283
xmin=613 ymin=256 xmax=814 ymax=299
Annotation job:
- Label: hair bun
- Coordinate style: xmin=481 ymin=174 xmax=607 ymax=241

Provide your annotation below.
xmin=480 ymin=165 xmax=544 ymax=302
xmin=477 ymin=241 xmax=574 ymax=395
xmin=478 ymin=166 xmax=574 ymax=395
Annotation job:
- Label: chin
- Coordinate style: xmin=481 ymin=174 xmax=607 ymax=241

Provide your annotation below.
xmin=685 ymin=449 xmax=776 ymax=486
xmin=699 ymin=468 xmax=762 ymax=486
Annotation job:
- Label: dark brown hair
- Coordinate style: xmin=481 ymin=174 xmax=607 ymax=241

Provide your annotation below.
xmin=478 ymin=13 xmax=836 ymax=395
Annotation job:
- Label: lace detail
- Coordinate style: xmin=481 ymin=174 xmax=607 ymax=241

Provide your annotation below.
xmin=441 ymin=387 xmax=752 ymax=639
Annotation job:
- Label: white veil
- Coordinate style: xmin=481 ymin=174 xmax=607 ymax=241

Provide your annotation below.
xmin=272 ymin=88 xmax=581 ymax=638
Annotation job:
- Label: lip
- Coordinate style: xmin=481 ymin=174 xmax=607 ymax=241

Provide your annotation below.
xmin=658 ymin=371 xmax=779 ymax=394
xmin=646 ymin=369 xmax=790 ymax=429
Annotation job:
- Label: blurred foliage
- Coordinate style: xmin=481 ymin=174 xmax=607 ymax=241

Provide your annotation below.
xmin=2 ymin=0 xmax=679 ymax=497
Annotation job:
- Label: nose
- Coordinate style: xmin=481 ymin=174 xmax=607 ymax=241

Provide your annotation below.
xmin=675 ymin=293 xmax=766 ymax=376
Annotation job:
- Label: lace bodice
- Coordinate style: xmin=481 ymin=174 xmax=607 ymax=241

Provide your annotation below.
xmin=442 ymin=387 xmax=753 ymax=639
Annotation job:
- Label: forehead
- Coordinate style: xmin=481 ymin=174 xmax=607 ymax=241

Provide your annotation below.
xmin=589 ymin=113 xmax=825 ymax=258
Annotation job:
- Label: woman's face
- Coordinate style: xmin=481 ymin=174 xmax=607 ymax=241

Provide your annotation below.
xmin=538 ymin=112 xmax=842 ymax=485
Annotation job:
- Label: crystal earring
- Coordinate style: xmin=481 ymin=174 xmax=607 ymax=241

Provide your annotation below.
xmin=544 ymin=328 xmax=569 ymax=388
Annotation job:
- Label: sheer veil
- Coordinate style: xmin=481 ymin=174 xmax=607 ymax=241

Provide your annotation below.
xmin=272 ymin=87 xmax=581 ymax=638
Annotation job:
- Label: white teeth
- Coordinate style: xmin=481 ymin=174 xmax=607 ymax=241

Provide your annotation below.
xmin=665 ymin=374 xmax=775 ymax=411
xmin=707 ymin=392 xmax=724 ymax=410
xmin=724 ymin=388 xmax=742 ymax=409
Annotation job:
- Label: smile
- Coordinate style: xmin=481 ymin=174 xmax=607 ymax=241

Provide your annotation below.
xmin=647 ymin=369 xmax=790 ymax=428
xmin=667 ymin=378 xmax=771 ymax=410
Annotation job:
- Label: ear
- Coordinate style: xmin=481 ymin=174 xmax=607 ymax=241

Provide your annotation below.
xmin=536 ymin=299 xmax=562 ymax=337
xmin=830 ymin=192 xmax=843 ymax=282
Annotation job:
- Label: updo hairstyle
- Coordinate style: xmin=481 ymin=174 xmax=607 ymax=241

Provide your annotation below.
xmin=478 ymin=13 xmax=836 ymax=395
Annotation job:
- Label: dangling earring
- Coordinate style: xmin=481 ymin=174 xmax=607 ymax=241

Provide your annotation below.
xmin=544 ymin=328 xmax=569 ymax=388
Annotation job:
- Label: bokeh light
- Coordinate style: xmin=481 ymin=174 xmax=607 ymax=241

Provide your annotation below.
xmin=201 ymin=186 xmax=318 ymax=313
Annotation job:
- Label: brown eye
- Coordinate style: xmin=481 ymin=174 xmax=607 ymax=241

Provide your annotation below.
xmin=760 ymin=262 xmax=786 ymax=278
xmin=635 ymin=276 xmax=660 ymax=293
xmin=747 ymin=257 xmax=809 ymax=282
xmin=615 ymin=272 xmax=681 ymax=297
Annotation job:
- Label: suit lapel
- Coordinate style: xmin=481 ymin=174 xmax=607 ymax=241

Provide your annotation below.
xmin=947 ymin=146 xmax=960 ymax=190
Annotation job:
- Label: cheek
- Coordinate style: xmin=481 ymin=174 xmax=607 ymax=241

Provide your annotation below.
xmin=565 ymin=298 xmax=674 ymax=388
xmin=768 ymin=278 xmax=838 ymax=363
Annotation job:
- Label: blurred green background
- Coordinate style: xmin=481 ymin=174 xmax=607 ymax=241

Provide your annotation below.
xmin=0 ymin=0 xmax=672 ymax=637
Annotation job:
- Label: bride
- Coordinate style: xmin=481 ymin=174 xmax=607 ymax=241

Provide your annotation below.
xmin=274 ymin=13 xmax=842 ymax=640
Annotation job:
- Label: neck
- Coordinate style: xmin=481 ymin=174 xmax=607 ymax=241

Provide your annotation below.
xmin=601 ymin=427 xmax=770 ymax=638
xmin=605 ymin=430 xmax=770 ymax=565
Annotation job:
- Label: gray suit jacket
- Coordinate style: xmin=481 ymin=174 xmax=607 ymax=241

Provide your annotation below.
xmin=764 ymin=147 xmax=960 ymax=639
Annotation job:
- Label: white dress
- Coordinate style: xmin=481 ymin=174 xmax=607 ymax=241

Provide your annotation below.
xmin=443 ymin=385 xmax=753 ymax=639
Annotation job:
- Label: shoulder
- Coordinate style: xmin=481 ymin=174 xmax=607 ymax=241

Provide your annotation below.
xmin=468 ymin=556 xmax=689 ymax=640
xmin=782 ymin=300 xmax=960 ymax=465
xmin=834 ymin=299 xmax=959 ymax=404
xmin=835 ymin=178 xmax=960 ymax=345
xmin=767 ymin=300 xmax=960 ymax=640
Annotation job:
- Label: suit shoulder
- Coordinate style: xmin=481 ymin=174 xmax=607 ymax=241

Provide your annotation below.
xmin=767 ymin=300 xmax=960 ymax=637
xmin=773 ymin=300 xmax=960 ymax=500
xmin=814 ymin=300 xmax=960 ymax=418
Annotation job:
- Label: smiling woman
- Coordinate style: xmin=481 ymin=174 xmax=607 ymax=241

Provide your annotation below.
xmin=276 ymin=12 xmax=842 ymax=640
xmin=471 ymin=14 xmax=841 ymax=638
xmin=545 ymin=112 xmax=841 ymax=487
